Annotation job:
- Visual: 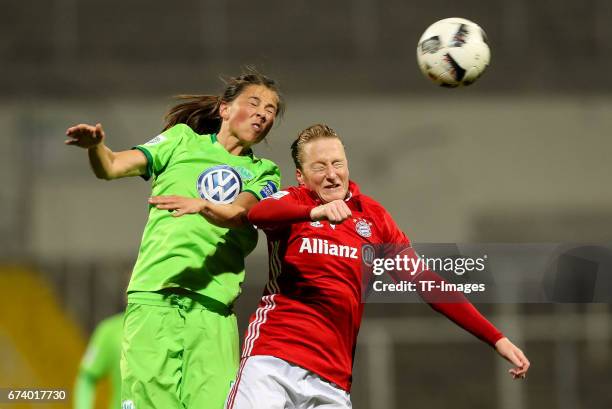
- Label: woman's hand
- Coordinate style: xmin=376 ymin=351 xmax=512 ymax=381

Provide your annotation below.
xmin=494 ymin=337 xmax=530 ymax=379
xmin=149 ymin=196 xmax=207 ymax=217
xmin=310 ymin=199 xmax=352 ymax=224
xmin=65 ymin=123 xmax=106 ymax=149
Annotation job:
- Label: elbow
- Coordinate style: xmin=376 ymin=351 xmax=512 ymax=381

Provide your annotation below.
xmin=229 ymin=208 xmax=250 ymax=228
xmin=95 ymin=172 xmax=112 ymax=181
xmin=93 ymin=170 xmax=116 ymax=181
xmin=238 ymin=210 xmax=252 ymax=227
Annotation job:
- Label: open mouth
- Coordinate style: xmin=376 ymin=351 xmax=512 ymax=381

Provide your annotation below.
xmin=324 ymin=184 xmax=341 ymax=190
xmin=251 ymin=122 xmax=263 ymax=131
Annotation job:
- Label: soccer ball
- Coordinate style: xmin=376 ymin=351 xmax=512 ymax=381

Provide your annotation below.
xmin=416 ymin=17 xmax=490 ymax=87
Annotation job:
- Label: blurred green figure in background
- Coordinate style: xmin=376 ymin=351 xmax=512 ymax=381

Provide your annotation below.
xmin=74 ymin=313 xmax=123 ymax=409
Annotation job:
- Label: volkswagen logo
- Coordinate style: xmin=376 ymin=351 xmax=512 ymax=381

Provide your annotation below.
xmin=197 ymin=165 xmax=242 ymax=204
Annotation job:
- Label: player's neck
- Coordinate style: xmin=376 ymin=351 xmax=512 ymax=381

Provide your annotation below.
xmin=216 ymin=131 xmax=251 ymax=156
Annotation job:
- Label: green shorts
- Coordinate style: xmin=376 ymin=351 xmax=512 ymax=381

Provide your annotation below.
xmin=120 ymin=289 xmax=239 ymax=409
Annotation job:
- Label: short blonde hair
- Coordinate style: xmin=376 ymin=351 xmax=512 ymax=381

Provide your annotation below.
xmin=290 ymin=124 xmax=344 ymax=169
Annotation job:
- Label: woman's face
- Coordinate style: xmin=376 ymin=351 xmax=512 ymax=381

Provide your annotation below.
xmin=219 ymin=84 xmax=279 ymax=146
xmin=296 ymin=137 xmax=350 ymax=203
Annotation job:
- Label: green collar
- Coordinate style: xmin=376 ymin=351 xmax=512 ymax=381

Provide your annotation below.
xmin=210 ymin=133 xmax=254 ymax=158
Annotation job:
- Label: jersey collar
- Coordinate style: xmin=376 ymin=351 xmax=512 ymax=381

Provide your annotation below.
xmin=210 ymin=133 xmax=254 ymax=158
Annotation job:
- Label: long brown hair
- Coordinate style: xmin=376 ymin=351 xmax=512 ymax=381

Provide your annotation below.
xmin=163 ymin=68 xmax=284 ymax=135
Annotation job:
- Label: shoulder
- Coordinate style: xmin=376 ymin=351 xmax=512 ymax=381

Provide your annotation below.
xmin=356 ymin=192 xmax=389 ymax=216
xmin=267 ymin=185 xmax=309 ymax=203
xmin=288 ymin=185 xmax=316 ymax=203
xmin=242 ymin=157 xmax=281 ymax=191
xmin=164 ymin=123 xmax=195 ymax=136
xmin=358 ymin=192 xmax=410 ymax=243
xmin=249 ymin=155 xmax=280 ymax=173
xmin=259 ymin=157 xmax=280 ymax=173
xmin=107 ymin=313 xmax=124 ymax=328
xmin=284 ymin=185 xmax=303 ymax=196
xmin=96 ymin=313 xmax=123 ymax=334
xmin=355 ymin=192 xmax=402 ymax=231
xmin=138 ymin=124 xmax=194 ymax=150
xmin=158 ymin=123 xmax=203 ymax=144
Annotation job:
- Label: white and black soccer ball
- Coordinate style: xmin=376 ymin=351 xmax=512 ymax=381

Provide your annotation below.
xmin=416 ymin=17 xmax=490 ymax=87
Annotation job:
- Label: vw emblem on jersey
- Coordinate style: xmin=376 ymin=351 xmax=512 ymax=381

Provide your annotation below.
xmin=362 ymin=244 xmax=375 ymax=266
xmin=355 ymin=219 xmax=372 ymax=238
xmin=197 ymin=165 xmax=242 ymax=204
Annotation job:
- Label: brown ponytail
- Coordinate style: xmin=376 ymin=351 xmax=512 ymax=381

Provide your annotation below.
xmin=163 ymin=95 xmax=221 ymax=135
xmin=162 ymin=67 xmax=284 ymax=135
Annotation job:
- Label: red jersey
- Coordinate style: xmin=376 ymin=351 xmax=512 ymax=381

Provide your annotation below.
xmin=243 ymin=181 xmax=503 ymax=391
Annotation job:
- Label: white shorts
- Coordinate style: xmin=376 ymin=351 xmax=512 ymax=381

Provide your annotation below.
xmin=225 ymin=355 xmax=352 ymax=409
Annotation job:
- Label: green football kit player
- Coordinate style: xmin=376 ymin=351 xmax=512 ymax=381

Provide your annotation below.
xmin=74 ymin=313 xmax=123 ymax=409
xmin=66 ymin=70 xmax=283 ymax=409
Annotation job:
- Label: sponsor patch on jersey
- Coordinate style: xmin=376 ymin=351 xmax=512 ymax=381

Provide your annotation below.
xmin=271 ymin=190 xmax=289 ymax=200
xmin=355 ymin=219 xmax=372 ymax=238
xmin=260 ymin=181 xmax=278 ymax=198
xmin=197 ymin=165 xmax=242 ymax=204
xmin=144 ymin=135 xmax=167 ymax=146
xmin=298 ymin=237 xmax=358 ymax=259
xmin=235 ymin=166 xmax=255 ymax=181
xmin=362 ymin=244 xmax=375 ymax=266
xmin=310 ymin=221 xmax=323 ymax=228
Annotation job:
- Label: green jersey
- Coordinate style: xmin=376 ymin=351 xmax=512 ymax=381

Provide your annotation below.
xmin=128 ymin=124 xmax=281 ymax=305
xmin=78 ymin=313 xmax=123 ymax=409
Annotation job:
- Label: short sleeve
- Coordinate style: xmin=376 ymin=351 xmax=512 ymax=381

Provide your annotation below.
xmin=242 ymin=160 xmax=281 ymax=201
xmin=132 ymin=124 xmax=187 ymax=180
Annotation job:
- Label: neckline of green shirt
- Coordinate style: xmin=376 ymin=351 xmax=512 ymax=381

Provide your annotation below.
xmin=209 ymin=133 xmax=255 ymax=160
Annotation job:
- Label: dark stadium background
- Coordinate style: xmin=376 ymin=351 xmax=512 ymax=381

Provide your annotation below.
xmin=0 ymin=1 xmax=610 ymax=408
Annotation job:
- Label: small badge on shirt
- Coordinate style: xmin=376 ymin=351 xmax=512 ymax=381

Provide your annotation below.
xmin=355 ymin=219 xmax=372 ymax=238
xmin=310 ymin=221 xmax=323 ymax=228
xmin=144 ymin=135 xmax=167 ymax=146
xmin=362 ymin=244 xmax=375 ymax=266
xmin=260 ymin=181 xmax=278 ymax=198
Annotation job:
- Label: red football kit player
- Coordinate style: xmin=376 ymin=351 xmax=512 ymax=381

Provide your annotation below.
xmin=225 ymin=125 xmax=530 ymax=409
